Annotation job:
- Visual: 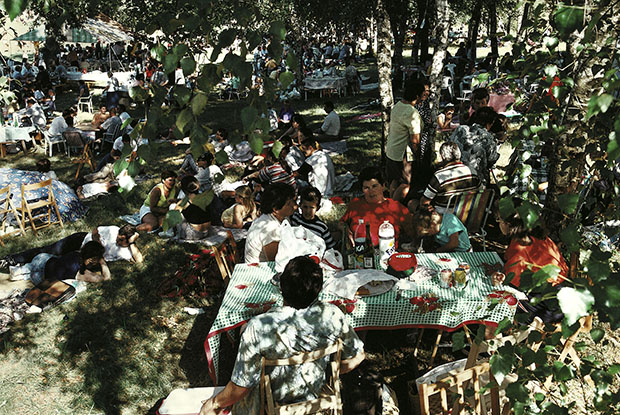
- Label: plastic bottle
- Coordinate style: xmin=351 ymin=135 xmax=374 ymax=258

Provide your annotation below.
xmin=353 ymin=219 xmax=366 ymax=269
xmin=363 ymin=222 xmax=375 ymax=269
xmin=378 ymin=220 xmax=395 ymax=270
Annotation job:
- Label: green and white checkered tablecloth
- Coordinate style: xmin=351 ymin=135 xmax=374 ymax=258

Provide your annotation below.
xmin=205 ymin=252 xmax=515 ymax=384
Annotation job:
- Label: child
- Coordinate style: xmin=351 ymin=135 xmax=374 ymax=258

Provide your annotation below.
xmin=36 ymin=158 xmax=57 ymax=180
xmin=289 ymin=186 xmax=336 ymax=249
xmin=221 ymin=185 xmax=258 ymax=229
xmin=437 ymin=103 xmax=455 ymax=129
xmin=414 ymin=206 xmax=471 ymax=252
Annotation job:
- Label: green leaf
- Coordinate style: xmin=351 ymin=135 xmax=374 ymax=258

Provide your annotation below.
xmin=113 ymin=159 xmax=129 ymax=177
xmin=597 ymin=94 xmax=614 ymax=113
xmin=451 ymin=331 xmax=466 ymax=351
xmin=269 ymin=21 xmax=286 ymax=40
xmin=505 ymin=382 xmax=529 ymax=402
xmin=249 ymin=135 xmax=264 ymax=155
xmin=608 ymin=138 xmax=620 ymax=163
xmin=176 ymin=108 xmax=193 ymax=133
xmin=180 ymin=57 xmax=196 ymax=77
xmin=191 ymin=93 xmax=208 ymax=115
xmin=164 ymin=52 xmax=178 ymax=74
xmin=137 ymin=143 xmax=156 ymax=163
xmin=544 ymin=65 xmax=558 ymax=79
xmin=543 ymin=36 xmax=559 ymax=50
xmin=608 ymin=364 xmax=620 ymax=375
xmin=279 ymin=71 xmax=295 ymax=90
xmin=556 ymin=193 xmax=579 ymax=214
xmin=553 ymin=361 xmax=574 ymax=381
xmin=557 ymin=287 xmax=594 ymax=326
xmin=586 ymin=95 xmax=599 ymax=120
xmin=215 ymin=149 xmax=229 ymax=164
xmin=241 ymin=106 xmax=258 ymax=133
xmin=4 ymin=0 xmax=25 ymax=20
xmin=286 ymin=52 xmax=299 ymax=72
xmin=150 ymin=43 xmax=167 ymax=62
xmin=127 ymin=161 xmax=140 ymax=176
xmin=192 ymin=189 xmax=214 ymax=210
xmin=162 ymin=210 xmax=183 ymax=231
xmin=172 ymin=43 xmax=189 ymax=59
xmin=490 ymin=347 xmax=514 ymax=386
xmin=218 ymin=28 xmax=237 ymax=48
xmin=553 ymin=6 xmax=584 ymax=37
xmin=272 ymin=141 xmax=283 ymax=158
xmin=494 ymin=317 xmax=513 ymax=336
xmin=531 ymin=265 xmax=561 ymax=288
xmin=516 ymin=201 xmax=539 ymax=229
xmin=174 ymin=86 xmax=191 ymax=106
xmin=560 ymin=223 xmax=580 ymax=252
xmin=498 ymin=197 xmax=515 ymax=219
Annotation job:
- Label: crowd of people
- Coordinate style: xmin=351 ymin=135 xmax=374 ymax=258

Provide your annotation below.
xmin=0 ymin=38 xmax=578 ymax=415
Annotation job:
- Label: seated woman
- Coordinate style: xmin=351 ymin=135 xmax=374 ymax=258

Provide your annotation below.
xmin=173 ymin=176 xmax=212 ymax=240
xmin=413 ymin=206 xmax=471 ymax=252
xmin=244 ymin=183 xmax=297 ymax=263
xmin=221 ymin=185 xmax=258 ymax=229
xmin=137 ymin=170 xmax=179 ymax=232
xmin=491 ymin=205 xmax=567 ymax=324
xmin=278 ymin=114 xmax=306 ymax=145
xmin=340 ymin=167 xmax=410 ymax=248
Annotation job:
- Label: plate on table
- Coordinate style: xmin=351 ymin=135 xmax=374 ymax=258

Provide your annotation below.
xmin=356 ymin=280 xmax=396 ymax=297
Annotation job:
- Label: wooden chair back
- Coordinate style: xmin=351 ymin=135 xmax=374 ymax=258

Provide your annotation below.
xmin=0 ymin=185 xmax=26 ymax=246
xmin=212 ymin=231 xmax=238 ymax=283
xmin=260 ymin=339 xmax=343 ymax=415
xmin=20 ymin=179 xmax=63 ymax=236
xmin=418 ymin=361 xmax=500 ymax=415
xmin=63 ymin=131 xmax=95 ymax=179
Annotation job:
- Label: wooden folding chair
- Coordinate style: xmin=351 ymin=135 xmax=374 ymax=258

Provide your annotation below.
xmin=211 ymin=231 xmax=238 ymax=283
xmin=418 ymin=361 xmax=507 ymax=415
xmin=0 ymin=185 xmax=26 ymax=246
xmin=260 ymin=339 xmax=343 ymax=415
xmin=19 ymin=179 xmax=63 ymax=236
xmin=445 ymin=188 xmax=495 ymax=251
xmin=63 ymin=131 xmax=95 ymax=180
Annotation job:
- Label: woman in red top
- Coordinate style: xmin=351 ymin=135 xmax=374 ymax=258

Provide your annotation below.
xmin=494 ymin=207 xmax=567 ymax=323
xmin=340 ymin=167 xmax=410 ymax=248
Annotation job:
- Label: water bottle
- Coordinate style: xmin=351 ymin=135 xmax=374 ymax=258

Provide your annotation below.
xmin=353 ymin=219 xmax=366 ymax=269
xmin=378 ymin=220 xmax=395 ymax=270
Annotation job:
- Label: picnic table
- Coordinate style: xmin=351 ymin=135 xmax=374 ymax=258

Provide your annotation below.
xmin=204 ymin=251 xmax=517 ymax=384
xmin=303 ymin=76 xmax=346 ymax=99
xmin=0 ymin=126 xmax=36 ymax=157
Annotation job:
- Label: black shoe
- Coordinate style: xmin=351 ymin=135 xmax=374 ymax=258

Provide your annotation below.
xmin=0 ymin=256 xmax=17 ymax=270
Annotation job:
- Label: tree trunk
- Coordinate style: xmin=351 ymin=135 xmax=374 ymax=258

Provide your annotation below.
xmin=468 ymin=0 xmax=483 ymax=67
xmin=376 ymin=0 xmax=394 ymax=165
xmin=517 ymin=2 xmax=530 ymax=42
xmin=412 ymin=0 xmax=428 ymax=65
xmin=389 ymin=0 xmax=409 ymax=90
xmin=428 ymin=0 xmax=450 ymax=112
xmin=489 ymin=1 xmax=499 ymax=63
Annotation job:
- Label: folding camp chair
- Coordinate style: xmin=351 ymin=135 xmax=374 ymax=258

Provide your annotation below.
xmin=63 ymin=130 xmax=95 ymax=179
xmin=211 ymin=231 xmax=239 ymax=283
xmin=260 ymin=339 xmax=343 ymax=415
xmin=19 ymin=179 xmax=63 ymax=236
xmin=0 ymin=185 xmax=26 ymax=246
xmin=417 ymin=361 xmax=507 ymax=415
xmin=445 ymin=188 xmax=495 ymax=250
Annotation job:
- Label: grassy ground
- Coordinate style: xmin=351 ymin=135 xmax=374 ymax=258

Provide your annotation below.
xmin=0 ymin=60 xmax=614 ymax=415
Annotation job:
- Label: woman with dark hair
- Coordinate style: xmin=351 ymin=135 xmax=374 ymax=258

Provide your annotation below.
xmin=173 ymin=176 xmax=212 ymax=240
xmin=244 ymin=183 xmax=297 ymax=263
xmin=43 ymin=240 xmax=110 ymax=283
xmin=340 ymin=167 xmax=410 ymax=248
xmin=491 ymin=203 xmax=567 ymax=323
xmin=278 ymin=114 xmax=306 ymax=145
xmin=137 ymin=170 xmax=179 ymax=232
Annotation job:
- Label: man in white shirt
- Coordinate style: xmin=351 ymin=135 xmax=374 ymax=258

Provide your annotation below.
xmin=82 ymin=225 xmax=143 ymax=263
xmin=48 ymin=111 xmax=70 ymax=137
xmin=24 ymin=99 xmax=46 ymax=129
xmin=315 ymin=101 xmax=341 ymax=141
xmin=299 ymin=137 xmax=336 ymax=198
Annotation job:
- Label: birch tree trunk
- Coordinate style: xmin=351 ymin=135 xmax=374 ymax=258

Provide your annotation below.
xmin=376 ymin=0 xmax=394 ymax=164
xmin=489 ymin=1 xmax=499 ymax=62
xmin=468 ymin=0 xmax=483 ymax=66
xmin=428 ymin=0 xmax=450 ymax=111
